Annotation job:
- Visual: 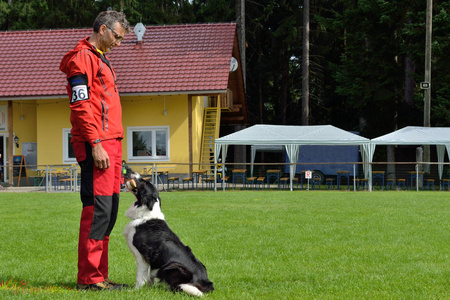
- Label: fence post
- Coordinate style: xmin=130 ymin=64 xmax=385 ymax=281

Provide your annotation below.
xmin=45 ymin=165 xmax=48 ymax=193
xmin=415 ymin=164 xmax=419 ymax=192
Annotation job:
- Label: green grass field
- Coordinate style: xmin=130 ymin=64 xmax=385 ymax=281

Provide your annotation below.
xmin=0 ymin=190 xmax=449 ymax=299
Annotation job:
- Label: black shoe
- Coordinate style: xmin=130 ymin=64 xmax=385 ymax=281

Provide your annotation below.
xmin=77 ymin=281 xmax=122 ymax=291
xmin=104 ymin=278 xmax=129 ymax=289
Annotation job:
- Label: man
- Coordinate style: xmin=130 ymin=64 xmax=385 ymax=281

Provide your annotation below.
xmin=60 ymin=11 xmax=130 ymax=291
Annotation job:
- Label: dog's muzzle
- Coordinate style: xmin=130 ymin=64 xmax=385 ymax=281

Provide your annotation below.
xmin=126 ymin=179 xmax=137 ymax=192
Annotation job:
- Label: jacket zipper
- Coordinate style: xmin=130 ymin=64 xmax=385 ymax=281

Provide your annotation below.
xmin=101 ymin=101 xmax=105 ymax=131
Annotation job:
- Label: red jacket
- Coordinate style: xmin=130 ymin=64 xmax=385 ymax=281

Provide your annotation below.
xmin=60 ymin=38 xmax=123 ymax=147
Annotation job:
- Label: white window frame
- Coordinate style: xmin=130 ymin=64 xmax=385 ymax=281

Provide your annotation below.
xmin=127 ymin=126 xmax=170 ymax=162
xmin=63 ymin=128 xmax=77 ymax=164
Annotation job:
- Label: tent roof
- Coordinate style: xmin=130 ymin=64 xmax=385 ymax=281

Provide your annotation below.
xmin=371 ymin=126 xmax=450 ymax=145
xmin=215 ymin=124 xmax=369 ymax=145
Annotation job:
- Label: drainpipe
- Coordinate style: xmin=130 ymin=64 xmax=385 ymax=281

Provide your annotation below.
xmin=8 ymin=101 xmax=13 ymax=186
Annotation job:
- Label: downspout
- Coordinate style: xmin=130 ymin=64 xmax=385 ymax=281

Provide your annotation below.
xmin=188 ymin=95 xmax=193 ymax=175
xmin=8 ymin=101 xmax=13 ymax=186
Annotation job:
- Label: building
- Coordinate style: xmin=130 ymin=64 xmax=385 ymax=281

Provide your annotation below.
xmin=0 ymin=23 xmax=247 ymax=185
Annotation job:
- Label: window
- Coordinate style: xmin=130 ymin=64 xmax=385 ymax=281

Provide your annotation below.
xmin=127 ymin=126 xmax=169 ymax=161
xmin=63 ymin=128 xmax=76 ymax=164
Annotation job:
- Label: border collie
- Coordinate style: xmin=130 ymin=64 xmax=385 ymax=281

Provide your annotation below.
xmin=123 ymin=172 xmax=214 ymax=297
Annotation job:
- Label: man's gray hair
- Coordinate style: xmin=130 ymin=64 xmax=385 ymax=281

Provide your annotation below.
xmin=93 ymin=11 xmax=131 ymax=34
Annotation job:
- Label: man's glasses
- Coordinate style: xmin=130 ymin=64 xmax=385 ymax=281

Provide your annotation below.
xmin=106 ymin=25 xmax=123 ymax=42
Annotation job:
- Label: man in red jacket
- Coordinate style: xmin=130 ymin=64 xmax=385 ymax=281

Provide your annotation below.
xmin=60 ymin=11 xmax=130 ymax=291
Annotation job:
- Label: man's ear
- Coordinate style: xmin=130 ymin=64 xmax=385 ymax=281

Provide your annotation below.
xmin=98 ymin=24 xmax=108 ymax=36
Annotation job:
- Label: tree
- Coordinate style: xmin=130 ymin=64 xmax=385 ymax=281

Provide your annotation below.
xmin=0 ymin=0 xmax=100 ymax=30
xmin=2 ymin=0 xmax=449 ymax=133
xmin=302 ymin=0 xmax=309 ymax=125
xmin=245 ymin=0 xmax=302 ymax=125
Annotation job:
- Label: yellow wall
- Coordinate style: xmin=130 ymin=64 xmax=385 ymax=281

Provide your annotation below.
xmin=122 ymin=95 xmax=192 ymax=174
xmin=0 ymin=101 xmax=38 ymax=163
xmin=122 ymin=94 xmax=207 ymax=174
xmin=192 ymin=95 xmax=206 ymax=166
xmin=36 ymin=99 xmax=71 ymax=166
xmin=14 ymin=102 xmax=38 ymax=150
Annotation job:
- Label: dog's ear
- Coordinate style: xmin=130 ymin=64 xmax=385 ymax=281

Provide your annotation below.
xmin=158 ymin=262 xmax=193 ymax=289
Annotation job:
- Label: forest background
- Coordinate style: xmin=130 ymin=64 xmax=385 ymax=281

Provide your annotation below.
xmin=1 ymin=0 xmax=449 ymax=141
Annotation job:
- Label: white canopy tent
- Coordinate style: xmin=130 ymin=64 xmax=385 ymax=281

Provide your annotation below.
xmin=214 ymin=124 xmax=371 ymax=191
xmin=250 ymin=145 xmax=284 ymax=177
xmin=369 ymin=126 xmax=450 ymax=182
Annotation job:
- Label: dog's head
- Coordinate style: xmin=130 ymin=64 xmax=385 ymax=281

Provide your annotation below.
xmin=126 ymin=172 xmax=161 ymax=212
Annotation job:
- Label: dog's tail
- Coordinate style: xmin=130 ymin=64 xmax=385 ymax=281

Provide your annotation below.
xmin=178 ymin=284 xmax=203 ymax=297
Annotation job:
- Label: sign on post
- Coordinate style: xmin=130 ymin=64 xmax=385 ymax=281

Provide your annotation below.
xmin=305 ymin=170 xmax=312 ymax=190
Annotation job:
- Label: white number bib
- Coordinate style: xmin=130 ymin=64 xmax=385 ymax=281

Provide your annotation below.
xmin=71 ymin=85 xmax=89 ymax=102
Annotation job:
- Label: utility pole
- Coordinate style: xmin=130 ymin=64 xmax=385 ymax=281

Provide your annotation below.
xmin=237 ymin=0 xmax=246 ymax=90
xmin=423 ymin=0 xmax=432 ymax=172
xmin=301 ymin=0 xmax=310 ymax=125
xmin=235 ymin=0 xmax=247 ymax=168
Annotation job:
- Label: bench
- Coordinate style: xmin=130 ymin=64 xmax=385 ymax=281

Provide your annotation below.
xmin=325 ymin=178 xmax=334 ymax=190
xmin=182 ymin=177 xmax=193 ymax=190
xmin=216 ymin=175 xmax=230 ymax=189
xmin=204 ymin=177 xmax=216 ymax=189
xmin=358 ymin=178 xmax=368 ymax=190
xmin=425 ymin=179 xmax=434 ymax=190
xmin=167 ymin=177 xmax=179 ymax=190
xmin=246 ymin=177 xmax=257 ymax=189
xmin=386 ymin=178 xmax=395 ymax=190
xmin=312 ymin=176 xmax=321 ymax=190
xmin=397 ymin=178 xmax=406 ymax=190
xmin=279 ymin=177 xmax=299 ymax=190
xmin=58 ymin=177 xmax=72 ymax=190
xmin=442 ymin=178 xmax=450 ymax=191
xmin=256 ymin=177 xmax=265 ymax=190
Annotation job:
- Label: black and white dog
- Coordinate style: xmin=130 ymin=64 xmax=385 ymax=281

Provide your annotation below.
xmin=123 ymin=172 xmax=214 ymax=297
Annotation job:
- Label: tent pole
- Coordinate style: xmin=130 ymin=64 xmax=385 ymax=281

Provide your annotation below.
xmin=222 ymin=146 xmax=225 ymax=192
xmin=214 ymin=156 xmax=217 ymax=192
xmin=290 ymin=162 xmax=293 ymax=191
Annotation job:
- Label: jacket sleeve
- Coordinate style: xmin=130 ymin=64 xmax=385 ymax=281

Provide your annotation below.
xmin=66 ymin=50 xmax=101 ymax=147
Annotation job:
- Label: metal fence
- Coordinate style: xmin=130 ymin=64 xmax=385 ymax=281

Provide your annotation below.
xmin=1 ymin=161 xmax=449 ymax=192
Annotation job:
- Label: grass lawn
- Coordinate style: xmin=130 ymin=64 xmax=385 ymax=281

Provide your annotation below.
xmin=0 ymin=190 xmax=449 ymax=299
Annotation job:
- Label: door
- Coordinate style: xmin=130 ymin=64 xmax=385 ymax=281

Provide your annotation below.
xmin=0 ymin=134 xmax=10 ymax=183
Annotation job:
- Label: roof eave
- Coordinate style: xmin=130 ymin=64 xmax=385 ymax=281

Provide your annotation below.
xmin=0 ymin=89 xmax=229 ymax=101
xmin=120 ymin=90 xmax=228 ymax=97
xmin=0 ymin=95 xmax=67 ymax=101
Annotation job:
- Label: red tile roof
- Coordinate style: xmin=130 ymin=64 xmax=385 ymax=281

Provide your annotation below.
xmin=0 ymin=23 xmax=237 ymax=99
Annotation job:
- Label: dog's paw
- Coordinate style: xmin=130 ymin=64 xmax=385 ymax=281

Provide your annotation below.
xmin=134 ymin=280 xmax=146 ymax=289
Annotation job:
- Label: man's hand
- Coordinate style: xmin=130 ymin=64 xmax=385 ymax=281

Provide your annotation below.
xmin=92 ymin=143 xmax=110 ymax=169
